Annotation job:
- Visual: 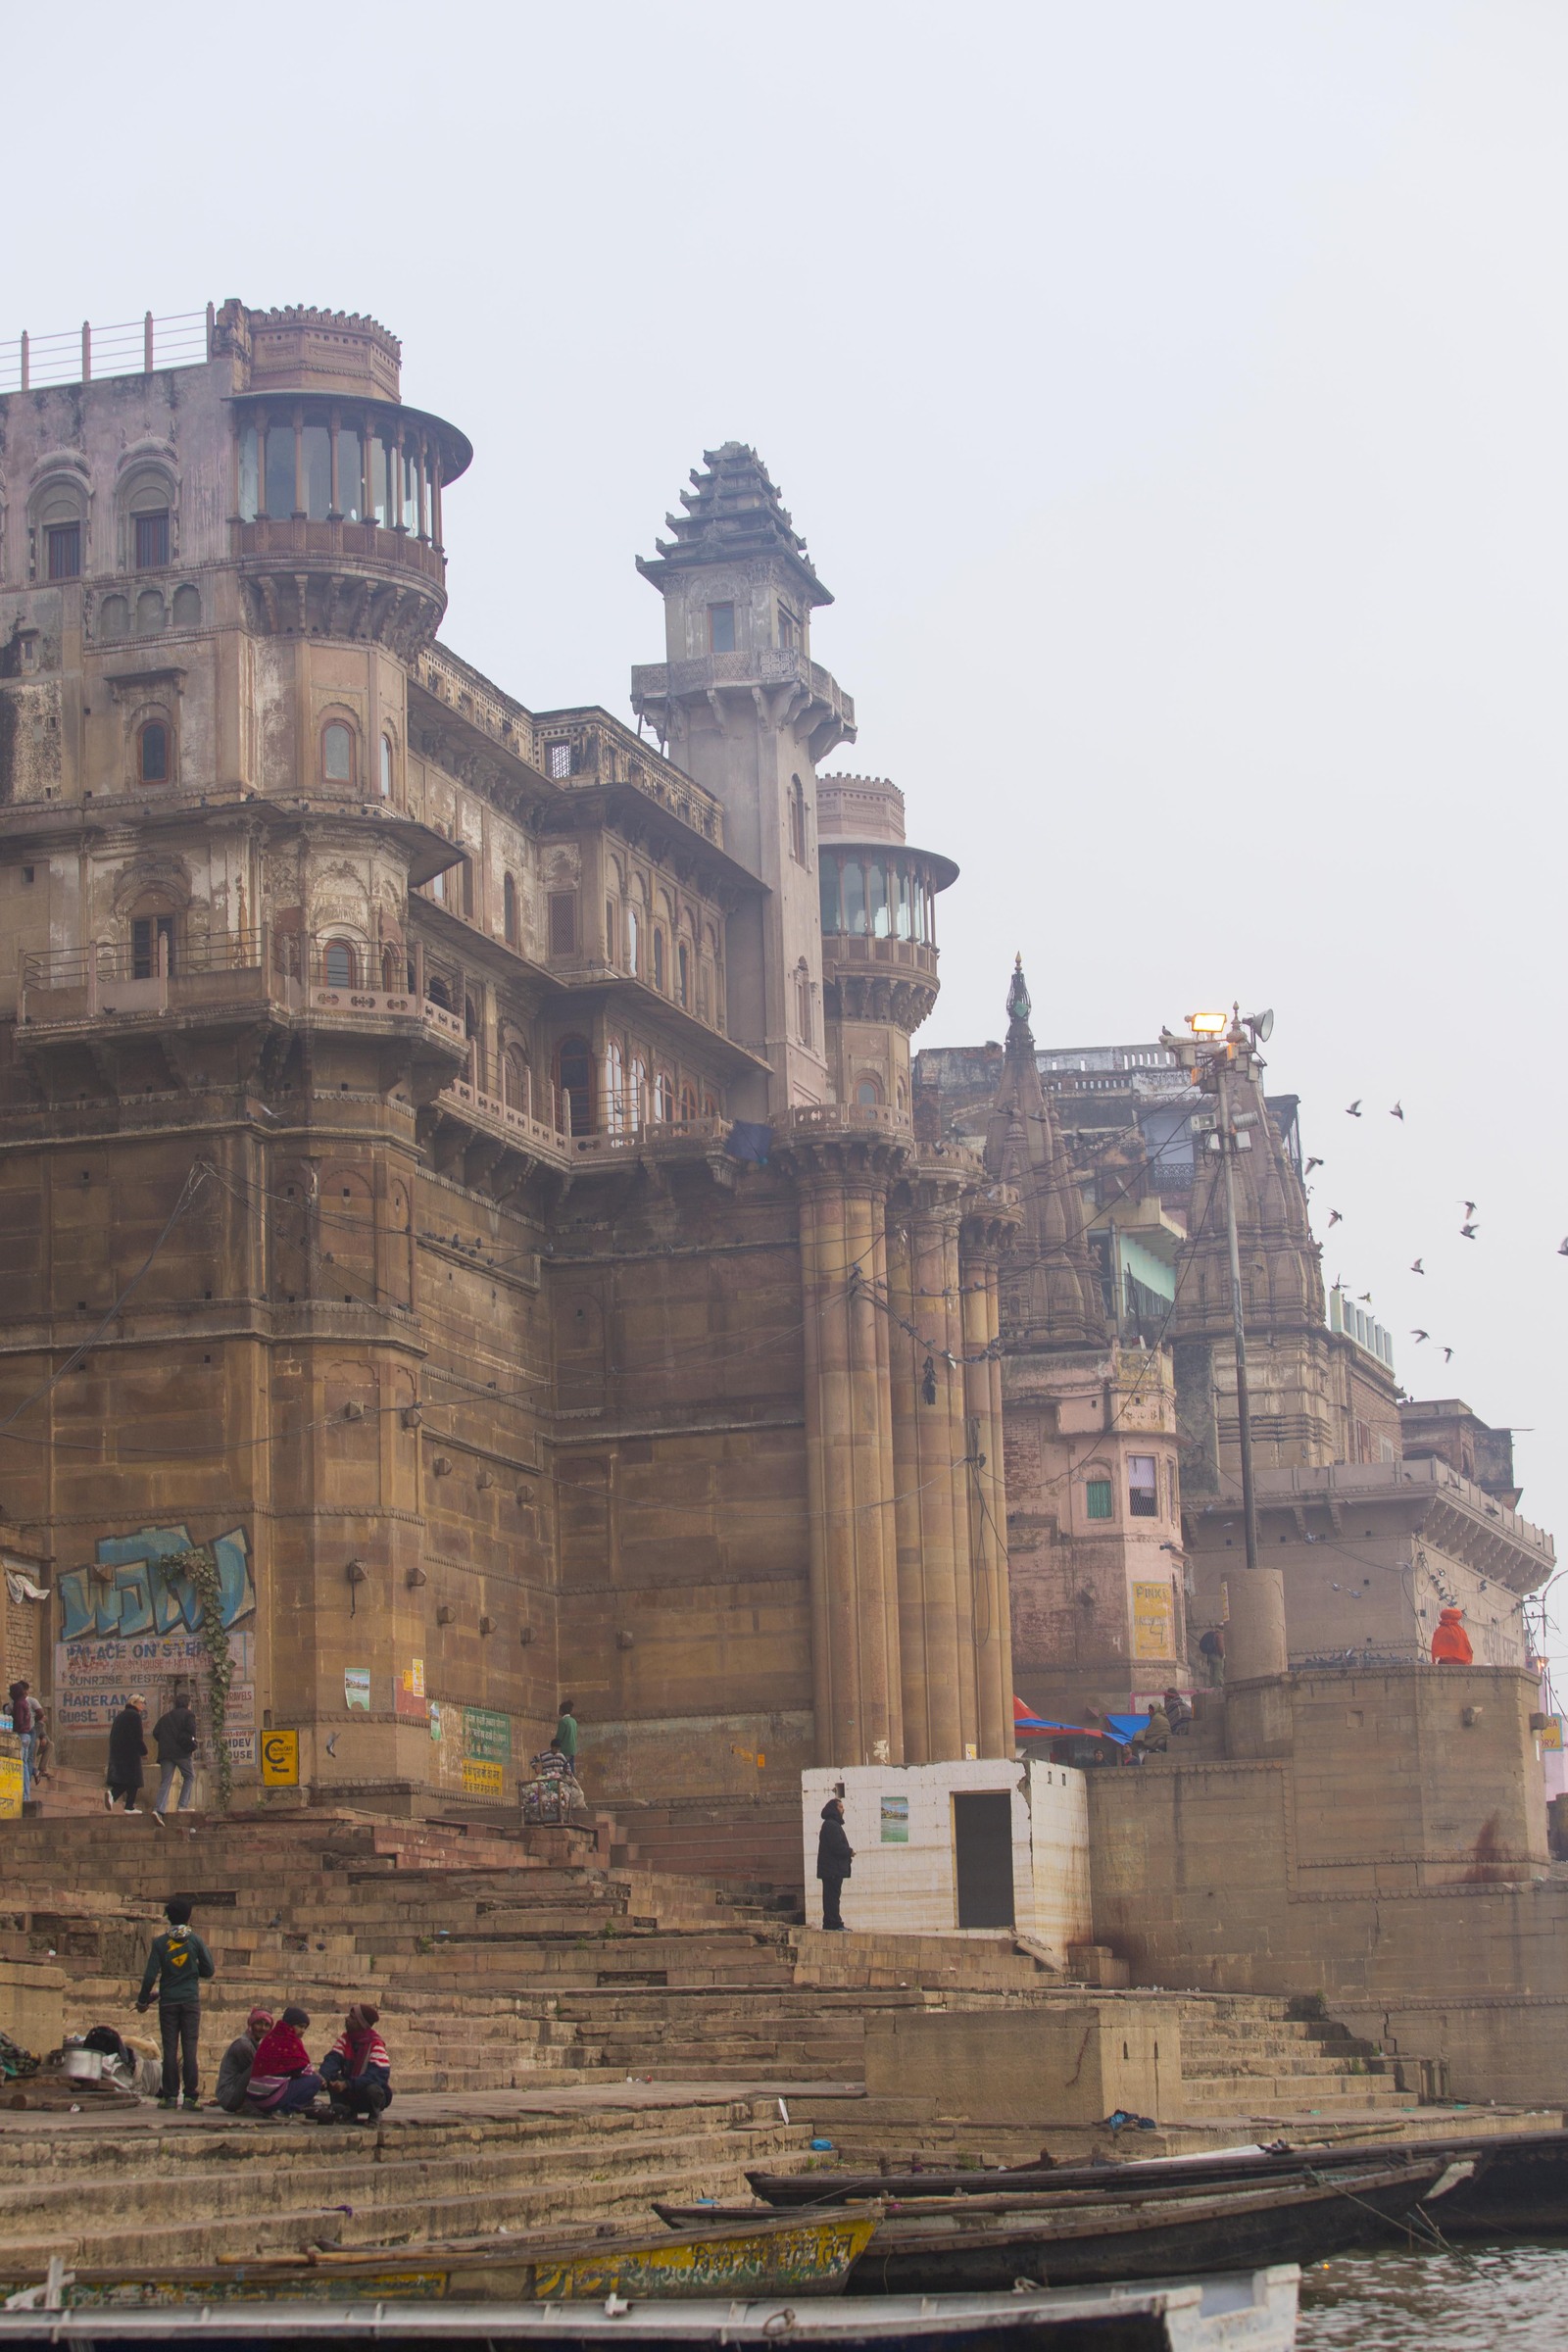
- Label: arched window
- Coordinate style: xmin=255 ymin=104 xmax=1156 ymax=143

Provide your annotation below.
xmin=379 ymin=734 xmax=393 ymax=797
xmin=605 ymin=896 xmax=617 ymax=965
xmin=130 ymin=910 xmax=176 ymax=979
xmin=676 ymin=940 xmax=690 ymax=1008
xmin=503 ymin=872 xmax=518 ymax=948
xmin=679 ymin=1082 xmax=698 ymax=1122
xmin=653 ymin=930 xmax=666 ymax=993
xmin=555 ymin=1035 xmax=595 ymax=1135
xmin=137 ymin=720 xmax=169 ymax=785
xmin=322 ymin=720 xmax=355 ymax=788
xmin=172 ymin=583 xmax=201 ymax=629
xmin=789 ymin=775 xmax=807 ymax=865
xmin=843 ymin=860 xmax=866 ymax=936
xmin=35 ymin=476 xmax=86 ymax=580
xmin=628 ymin=1055 xmax=648 ymax=1127
xmin=99 ymin=595 xmax=129 ymax=642
xmin=654 ymin=1070 xmax=675 ymax=1122
xmin=323 ymin=939 xmax=357 ymax=988
xmin=135 ymin=588 xmax=165 ymax=636
xmin=425 ymin=974 xmax=452 ymax=1010
xmin=383 ymin=945 xmax=403 ymax=992
xmin=856 ymin=1075 xmax=884 ymax=1107
xmin=504 ymin=1044 xmax=531 ymax=1118
xmin=702 ymin=1092 xmax=718 ymax=1119
xmin=606 ymin=1039 xmax=625 ymax=1134
xmin=624 ymin=899 xmax=640 ymax=976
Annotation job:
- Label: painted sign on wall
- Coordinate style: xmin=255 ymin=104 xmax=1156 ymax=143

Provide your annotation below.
xmin=430 ymin=1702 xmax=513 ymax=1797
xmin=55 ymin=1524 xmax=257 ymax=1755
xmin=1132 ymin=1580 xmax=1175 ymax=1661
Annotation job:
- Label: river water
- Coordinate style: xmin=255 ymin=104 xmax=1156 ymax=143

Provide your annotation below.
xmin=1298 ymin=2241 xmax=1568 ymax=2348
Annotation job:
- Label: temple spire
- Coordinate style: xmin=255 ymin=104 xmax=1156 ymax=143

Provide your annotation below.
xmin=984 ymin=954 xmax=1103 ymax=1348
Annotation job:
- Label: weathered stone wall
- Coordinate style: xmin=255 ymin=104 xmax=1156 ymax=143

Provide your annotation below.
xmin=1086 ymin=1664 xmax=1568 ymax=2102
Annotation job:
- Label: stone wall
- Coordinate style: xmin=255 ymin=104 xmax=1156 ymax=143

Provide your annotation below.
xmin=1085 ymin=1663 xmax=1568 ymax=2102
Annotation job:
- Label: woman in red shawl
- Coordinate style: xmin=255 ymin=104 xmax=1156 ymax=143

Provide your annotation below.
xmin=320 ymin=2003 xmax=392 ymax=2121
xmin=244 ymin=2005 xmax=324 ymax=2116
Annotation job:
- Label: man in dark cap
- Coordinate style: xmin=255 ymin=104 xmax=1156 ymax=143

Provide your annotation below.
xmin=815 ymin=1796 xmax=854 ymax=1932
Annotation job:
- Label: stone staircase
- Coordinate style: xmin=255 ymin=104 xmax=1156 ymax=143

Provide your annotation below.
xmin=0 ymin=2096 xmax=810 ymax=2276
xmin=0 ymin=1809 xmax=1413 ymax=2123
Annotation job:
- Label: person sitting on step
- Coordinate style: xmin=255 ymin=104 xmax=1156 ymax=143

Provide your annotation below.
xmin=245 ymin=2006 xmax=324 ymax=2117
xmin=320 ymin=2003 xmax=392 ymax=2122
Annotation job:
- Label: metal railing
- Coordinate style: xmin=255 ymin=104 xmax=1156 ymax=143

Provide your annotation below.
xmin=23 ymin=929 xmax=264 ymax=990
xmin=0 ymin=309 xmax=212 ymax=396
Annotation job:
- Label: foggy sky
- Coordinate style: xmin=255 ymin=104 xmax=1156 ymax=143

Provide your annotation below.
xmin=10 ymin=2 xmax=1564 ymax=1668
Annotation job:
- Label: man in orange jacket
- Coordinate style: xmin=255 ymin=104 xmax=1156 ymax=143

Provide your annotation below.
xmin=1431 ymin=1607 xmax=1474 ymax=1664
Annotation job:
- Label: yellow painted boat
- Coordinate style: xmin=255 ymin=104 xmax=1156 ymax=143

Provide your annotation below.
xmin=0 ymin=2209 xmax=880 ymax=2310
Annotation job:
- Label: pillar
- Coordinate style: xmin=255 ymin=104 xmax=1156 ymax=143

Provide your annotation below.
xmin=890 ymin=1188 xmax=971 ymax=1761
xmin=962 ymin=1228 xmax=1012 ymax=1758
xmin=797 ymin=1166 xmax=902 ymax=1767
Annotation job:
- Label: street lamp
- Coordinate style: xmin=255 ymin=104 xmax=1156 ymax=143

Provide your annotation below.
xmin=1160 ymin=1005 xmax=1275 ymax=1581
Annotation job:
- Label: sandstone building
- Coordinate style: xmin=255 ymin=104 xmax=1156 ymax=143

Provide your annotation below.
xmin=915 ymin=986 xmax=1554 ymax=1720
xmin=0 ymin=301 xmax=1017 ymax=1813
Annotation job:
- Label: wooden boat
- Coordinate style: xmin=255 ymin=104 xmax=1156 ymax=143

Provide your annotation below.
xmin=0 ymin=2208 xmax=878 ymax=2312
xmin=666 ymin=2156 xmax=1466 ymax=2293
xmin=751 ymin=2124 xmax=1568 ymax=2237
xmin=0 ymin=2265 xmax=1303 ymax=2348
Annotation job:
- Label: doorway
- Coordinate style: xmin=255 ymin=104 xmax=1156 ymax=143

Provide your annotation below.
xmin=953 ymin=1790 xmax=1015 ymax=1930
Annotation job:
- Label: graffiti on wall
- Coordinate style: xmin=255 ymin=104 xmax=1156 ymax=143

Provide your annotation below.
xmin=55 ymin=1525 xmax=257 ymax=1764
xmin=59 ymin=1525 xmax=254 ymax=1643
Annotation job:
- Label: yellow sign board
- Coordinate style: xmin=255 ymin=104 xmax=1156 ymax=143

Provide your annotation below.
xmin=1542 ymin=1716 xmax=1564 ymax=1753
xmin=0 ymin=1752 xmax=22 ymax=1818
xmin=462 ymin=1758 xmax=504 ymax=1799
xmin=1132 ymin=1581 xmax=1175 ymax=1662
xmin=261 ymin=1729 xmax=299 ymax=1787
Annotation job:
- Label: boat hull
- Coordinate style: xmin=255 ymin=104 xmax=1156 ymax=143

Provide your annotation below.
xmin=845 ymin=2171 xmax=1441 ymax=2295
xmin=0 ymin=2212 xmax=878 ymax=2310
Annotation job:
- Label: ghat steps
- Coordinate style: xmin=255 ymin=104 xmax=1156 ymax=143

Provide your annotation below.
xmin=1 ymin=1810 xmax=1412 ymax=2127
xmin=0 ymin=2097 xmax=809 ymax=2275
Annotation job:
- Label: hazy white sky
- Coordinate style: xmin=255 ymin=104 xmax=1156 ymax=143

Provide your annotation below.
xmin=11 ymin=2 xmax=1565 ymax=1663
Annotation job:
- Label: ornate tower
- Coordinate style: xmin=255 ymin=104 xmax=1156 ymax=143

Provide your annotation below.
xmin=631 ymin=445 xmax=856 ymax=1115
xmin=984 ymin=956 xmax=1104 ymax=1349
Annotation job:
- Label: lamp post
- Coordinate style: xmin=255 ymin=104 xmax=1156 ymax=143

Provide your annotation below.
xmin=1160 ymin=1004 xmax=1274 ymax=1583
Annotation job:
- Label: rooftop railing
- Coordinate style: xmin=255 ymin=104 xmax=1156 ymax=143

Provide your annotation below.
xmin=0 ymin=309 xmax=212 ymax=396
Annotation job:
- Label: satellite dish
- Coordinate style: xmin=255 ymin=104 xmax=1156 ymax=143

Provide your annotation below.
xmin=1249 ymin=1007 xmax=1275 ymax=1043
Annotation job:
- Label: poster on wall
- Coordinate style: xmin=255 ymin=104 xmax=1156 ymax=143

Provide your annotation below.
xmin=395 ymin=1658 xmax=427 ymax=1721
xmin=1132 ymin=1580 xmax=1175 ymax=1661
xmin=431 ymin=1702 xmax=512 ymax=1798
xmin=880 ymin=1793 xmax=909 ymax=1844
xmin=55 ymin=1525 xmax=257 ymax=1767
xmin=344 ymin=1669 xmax=371 ymax=1712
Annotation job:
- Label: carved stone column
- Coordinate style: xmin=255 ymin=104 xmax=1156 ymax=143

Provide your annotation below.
xmin=961 ymin=1208 xmax=1017 ymax=1759
xmin=889 ymin=1176 xmax=973 ymax=1762
xmin=792 ymin=1147 xmax=904 ymax=1767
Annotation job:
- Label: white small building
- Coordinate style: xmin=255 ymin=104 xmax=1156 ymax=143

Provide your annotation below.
xmin=801 ymin=1756 xmax=1091 ymax=1961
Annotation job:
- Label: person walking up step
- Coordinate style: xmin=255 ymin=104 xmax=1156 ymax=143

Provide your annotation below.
xmin=136 ymin=1896 xmax=215 ymax=2109
xmin=105 ymin=1693 xmax=148 ymax=1813
xmin=151 ymin=1690 xmax=199 ymax=1825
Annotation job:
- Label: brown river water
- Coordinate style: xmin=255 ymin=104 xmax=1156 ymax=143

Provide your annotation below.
xmin=1298 ymin=2241 xmax=1568 ymax=2347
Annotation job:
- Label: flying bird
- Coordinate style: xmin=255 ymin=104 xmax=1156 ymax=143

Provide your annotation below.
xmin=1410 ymin=1258 xmax=1424 ymax=1275
xmin=1390 ymin=1102 xmax=1404 ymax=1120
xmin=1558 ymin=1239 xmax=1568 ymax=1256
xmin=1356 ymin=1291 xmax=1372 ymax=1302
xmin=1346 ymin=1101 xmax=1362 ymax=1118
xmin=1441 ymin=1346 xmax=1454 ymax=1362
xmin=1305 ymin=1156 xmax=1324 ymax=1174
xmin=1460 ymin=1222 xmax=1479 ymax=1241
xmin=1411 ymin=1329 xmax=1429 ymax=1343
xmin=1327 ymin=1208 xmax=1344 ymax=1227
xmin=1461 ymin=1200 xmax=1476 ymax=1218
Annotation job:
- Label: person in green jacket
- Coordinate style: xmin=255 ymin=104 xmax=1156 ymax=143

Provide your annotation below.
xmin=135 ymin=1896 xmax=216 ymax=2108
xmin=553 ymin=1699 xmax=578 ymax=1765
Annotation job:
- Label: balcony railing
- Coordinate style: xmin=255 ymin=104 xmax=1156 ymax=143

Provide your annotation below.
xmin=822 ymin=934 xmax=939 ymax=977
xmin=231 ymin=515 xmax=446 ymax=587
xmin=531 ymin=710 xmax=725 ymax=846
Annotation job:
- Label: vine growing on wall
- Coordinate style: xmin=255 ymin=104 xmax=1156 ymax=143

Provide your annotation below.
xmin=169 ymin=1544 xmax=233 ymax=1811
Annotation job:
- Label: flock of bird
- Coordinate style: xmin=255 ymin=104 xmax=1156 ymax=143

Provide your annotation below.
xmin=1298 ymin=1097 xmax=1568 ymax=1373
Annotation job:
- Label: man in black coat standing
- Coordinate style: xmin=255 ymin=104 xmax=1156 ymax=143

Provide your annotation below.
xmin=151 ymin=1690 xmax=200 ymax=1825
xmin=104 ymin=1692 xmax=147 ymax=1813
xmin=815 ymin=1797 xmax=854 ymax=1932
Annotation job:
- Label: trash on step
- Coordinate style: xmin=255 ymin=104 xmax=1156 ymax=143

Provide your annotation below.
xmin=777 ymin=2097 xmax=790 ymax=2124
xmin=603 ymin=2295 xmax=630 ymax=2317
xmin=809 ymin=2137 xmax=833 ymax=2151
